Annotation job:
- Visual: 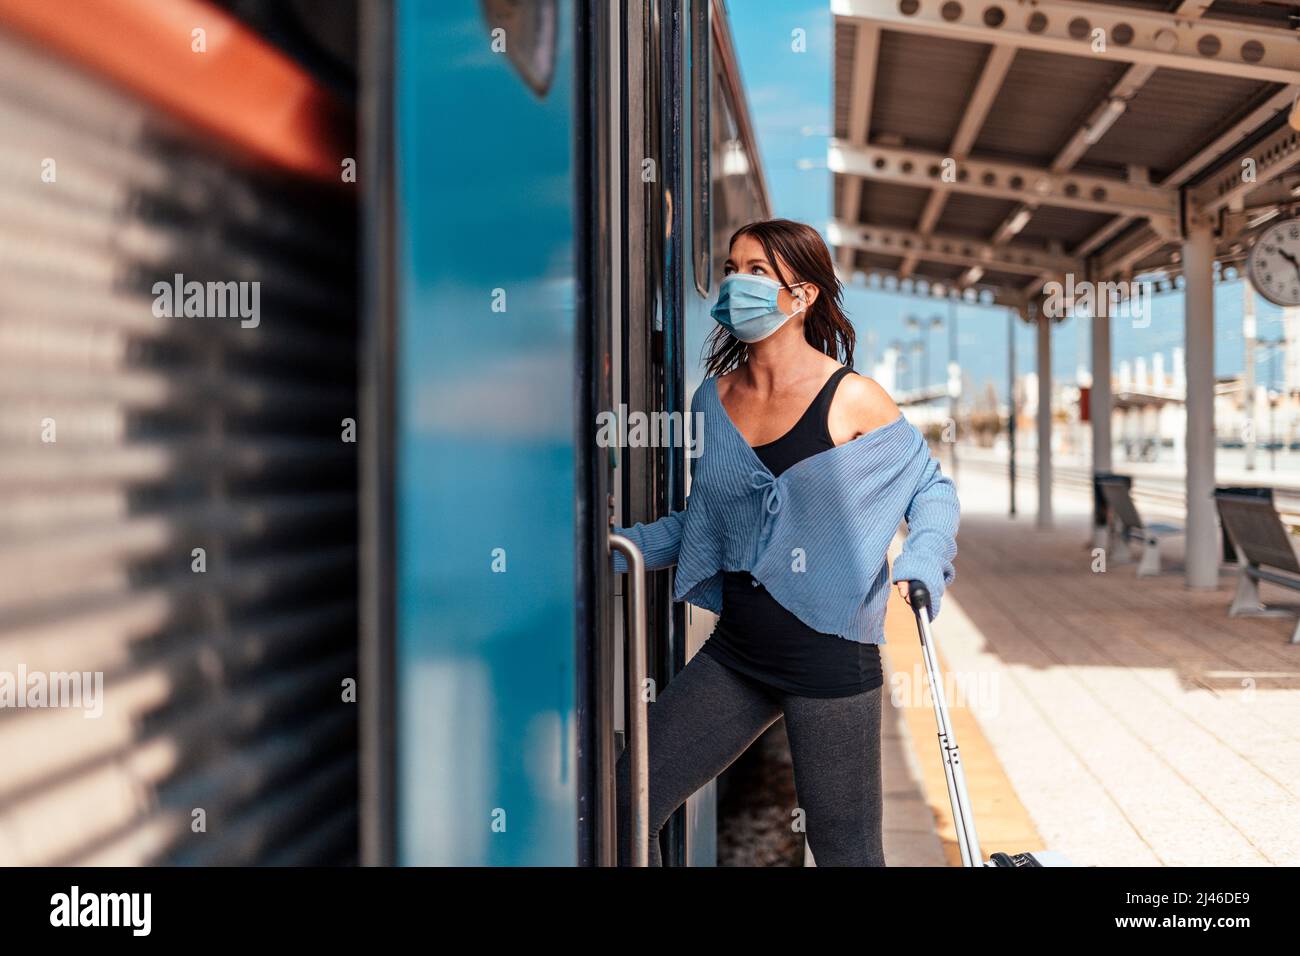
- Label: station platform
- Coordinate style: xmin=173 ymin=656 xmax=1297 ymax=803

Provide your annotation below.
xmin=879 ymin=462 xmax=1300 ymax=867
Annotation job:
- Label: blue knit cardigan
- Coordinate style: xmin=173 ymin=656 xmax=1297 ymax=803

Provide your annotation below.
xmin=613 ymin=375 xmax=960 ymax=644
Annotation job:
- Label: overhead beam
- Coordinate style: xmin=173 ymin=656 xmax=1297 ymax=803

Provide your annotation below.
xmin=1083 ymin=85 xmax=1296 ymax=260
xmin=1042 ymin=1 xmax=1202 ymax=173
xmin=832 ymin=220 xmax=1081 ymax=276
xmin=844 ymin=271 xmax=1027 ymax=311
xmin=832 ymin=1 xmax=1300 ymax=298
xmin=1188 ymin=118 xmax=1300 ymax=217
xmin=1075 ymin=214 xmax=1135 ymax=258
xmin=987 ymin=1 xmax=1203 ymax=291
xmin=832 ymin=0 xmax=1300 ymax=85
xmin=1093 ymin=226 xmax=1170 ymax=280
xmin=1066 ymin=66 xmax=1294 ymax=276
xmin=828 ymin=139 xmax=1179 ymax=219
xmin=837 ymin=22 xmax=880 ymax=272
xmin=1001 ymin=60 xmax=1169 ymax=273
xmin=1164 ymin=87 xmax=1296 ymax=188
xmin=992 ymin=97 xmax=1300 ymax=291
xmin=899 ymin=43 xmax=1016 ymax=279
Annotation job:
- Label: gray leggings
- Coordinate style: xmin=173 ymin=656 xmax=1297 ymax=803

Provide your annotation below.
xmin=616 ymin=649 xmax=884 ymax=867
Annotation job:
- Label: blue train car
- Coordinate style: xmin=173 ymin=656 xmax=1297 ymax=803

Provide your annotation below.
xmin=360 ymin=0 xmax=769 ymax=866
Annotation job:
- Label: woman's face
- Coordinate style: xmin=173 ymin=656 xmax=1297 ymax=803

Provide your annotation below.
xmin=723 ymin=234 xmax=817 ymax=321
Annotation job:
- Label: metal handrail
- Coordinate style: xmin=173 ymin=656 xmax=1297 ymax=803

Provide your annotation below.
xmin=609 ymin=533 xmax=650 ymax=866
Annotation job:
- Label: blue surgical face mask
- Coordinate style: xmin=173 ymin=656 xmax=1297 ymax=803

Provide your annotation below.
xmin=710 ymin=274 xmax=805 ymax=343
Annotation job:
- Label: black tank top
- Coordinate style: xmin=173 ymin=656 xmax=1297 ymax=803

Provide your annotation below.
xmin=699 ymin=366 xmax=884 ymax=698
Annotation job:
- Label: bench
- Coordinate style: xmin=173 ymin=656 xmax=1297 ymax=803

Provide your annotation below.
xmin=1214 ymin=491 xmax=1300 ymax=644
xmin=1097 ymin=475 xmax=1184 ymax=577
xmin=1092 ymin=471 xmax=1129 ymax=549
xmin=1215 ymin=485 xmax=1273 ymax=564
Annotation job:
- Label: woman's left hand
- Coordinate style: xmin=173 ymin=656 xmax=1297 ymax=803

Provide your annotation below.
xmin=894 ymin=580 xmax=911 ymax=606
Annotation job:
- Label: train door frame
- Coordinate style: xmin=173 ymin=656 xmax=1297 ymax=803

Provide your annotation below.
xmin=580 ymin=0 xmax=618 ymax=868
xmin=359 ymin=0 xmax=397 ymax=868
xmin=360 ymin=0 xmax=707 ymax=867
xmin=677 ymin=0 xmax=716 ymax=868
xmin=616 ymin=0 xmax=691 ymax=867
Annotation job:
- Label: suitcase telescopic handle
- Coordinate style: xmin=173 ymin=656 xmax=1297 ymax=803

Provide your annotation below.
xmin=906 ymin=579 xmax=931 ymax=616
xmin=903 ymin=576 xmax=984 ymax=866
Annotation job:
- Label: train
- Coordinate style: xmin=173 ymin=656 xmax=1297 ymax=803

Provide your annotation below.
xmin=363 ymin=0 xmax=772 ymax=866
xmin=0 ymin=0 xmax=768 ymax=867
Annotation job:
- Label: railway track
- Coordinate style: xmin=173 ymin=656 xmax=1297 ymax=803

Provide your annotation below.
xmin=956 ymin=446 xmax=1300 ymax=525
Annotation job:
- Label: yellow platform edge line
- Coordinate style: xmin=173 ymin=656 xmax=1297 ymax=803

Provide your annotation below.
xmin=881 ymin=588 xmax=1045 ymax=866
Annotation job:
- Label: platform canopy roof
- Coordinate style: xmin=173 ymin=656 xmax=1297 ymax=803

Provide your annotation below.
xmin=831 ymin=0 xmax=1300 ymax=313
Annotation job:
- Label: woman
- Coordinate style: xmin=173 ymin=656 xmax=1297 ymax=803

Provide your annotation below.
xmin=613 ymin=219 xmax=959 ymax=867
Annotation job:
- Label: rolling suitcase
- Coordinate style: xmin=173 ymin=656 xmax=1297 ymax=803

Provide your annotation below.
xmin=905 ymin=580 xmax=1074 ymax=867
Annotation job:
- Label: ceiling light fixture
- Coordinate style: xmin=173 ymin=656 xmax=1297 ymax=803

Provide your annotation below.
xmin=1084 ymin=98 xmax=1127 ymax=145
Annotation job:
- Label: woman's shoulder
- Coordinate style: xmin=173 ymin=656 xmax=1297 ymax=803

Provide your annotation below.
xmin=835 ymin=369 xmax=902 ymax=433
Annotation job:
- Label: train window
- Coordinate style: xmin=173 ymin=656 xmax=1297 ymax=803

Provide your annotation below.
xmin=691 ymin=4 xmax=767 ymax=295
xmin=479 ymin=0 xmax=558 ymax=97
xmin=690 ymin=0 xmax=711 ymax=297
xmin=710 ymin=59 xmax=765 ymax=279
xmin=711 ymin=70 xmax=740 ymax=276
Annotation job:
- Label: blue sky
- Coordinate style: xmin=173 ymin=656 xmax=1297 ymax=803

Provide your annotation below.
xmin=725 ymin=1 xmax=1284 ymax=401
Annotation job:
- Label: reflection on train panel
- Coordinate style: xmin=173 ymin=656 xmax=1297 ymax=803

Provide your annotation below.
xmin=370 ymin=0 xmax=769 ymax=865
xmin=0 ymin=0 xmax=358 ymax=865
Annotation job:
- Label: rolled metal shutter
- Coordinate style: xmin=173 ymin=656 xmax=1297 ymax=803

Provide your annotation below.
xmin=0 ymin=24 xmax=358 ymax=865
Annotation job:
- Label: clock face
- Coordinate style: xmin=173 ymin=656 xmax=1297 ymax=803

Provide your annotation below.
xmin=1248 ymin=218 xmax=1300 ymax=307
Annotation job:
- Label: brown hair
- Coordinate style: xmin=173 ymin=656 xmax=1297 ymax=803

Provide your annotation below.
xmin=703 ymin=218 xmax=855 ymax=377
